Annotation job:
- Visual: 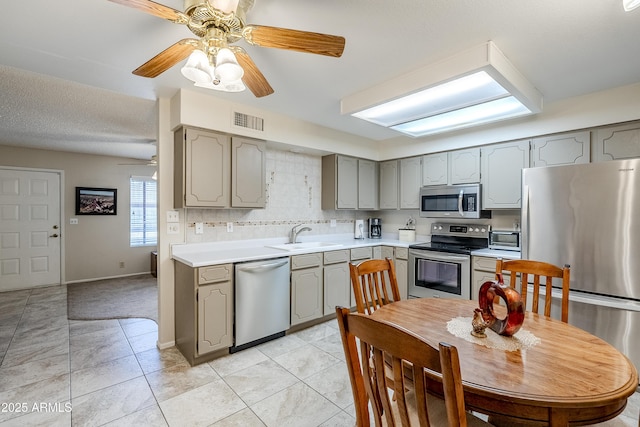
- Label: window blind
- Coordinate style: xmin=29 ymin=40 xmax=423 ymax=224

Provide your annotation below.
xmin=130 ymin=177 xmax=157 ymax=247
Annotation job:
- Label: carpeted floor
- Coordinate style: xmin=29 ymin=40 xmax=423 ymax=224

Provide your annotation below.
xmin=67 ymin=274 xmax=157 ymax=323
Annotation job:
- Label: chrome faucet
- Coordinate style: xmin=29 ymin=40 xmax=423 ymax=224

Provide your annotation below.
xmin=289 ymin=224 xmax=312 ymax=243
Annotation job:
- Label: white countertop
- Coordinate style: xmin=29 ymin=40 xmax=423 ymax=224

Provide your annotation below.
xmin=471 ymin=248 xmax=521 ymax=260
xmin=172 ymin=234 xmax=425 ymax=267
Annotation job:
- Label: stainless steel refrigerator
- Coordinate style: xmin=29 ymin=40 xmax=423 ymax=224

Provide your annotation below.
xmin=522 ymin=158 xmax=640 ymax=373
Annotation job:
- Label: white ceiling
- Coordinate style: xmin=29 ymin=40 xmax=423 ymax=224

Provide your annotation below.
xmin=1 ymin=0 xmax=639 ymax=160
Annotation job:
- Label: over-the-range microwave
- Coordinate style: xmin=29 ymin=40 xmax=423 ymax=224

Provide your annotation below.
xmin=419 ymin=184 xmax=491 ymax=219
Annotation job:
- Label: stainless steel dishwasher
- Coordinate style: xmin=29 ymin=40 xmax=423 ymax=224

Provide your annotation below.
xmin=232 ymin=257 xmax=290 ymax=352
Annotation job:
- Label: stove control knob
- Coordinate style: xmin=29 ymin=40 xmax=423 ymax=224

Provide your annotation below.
xmin=481 ymin=227 xmax=486 ymax=232
xmin=475 ymin=227 xmax=480 ymax=232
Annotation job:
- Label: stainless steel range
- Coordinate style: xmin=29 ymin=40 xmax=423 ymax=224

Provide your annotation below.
xmin=409 ymin=223 xmax=489 ymax=300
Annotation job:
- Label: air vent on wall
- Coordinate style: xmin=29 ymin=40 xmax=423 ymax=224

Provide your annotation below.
xmin=234 ymin=111 xmax=264 ymax=132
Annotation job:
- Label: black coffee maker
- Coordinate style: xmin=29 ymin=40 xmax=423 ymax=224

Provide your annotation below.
xmin=369 ymin=218 xmax=382 ymax=239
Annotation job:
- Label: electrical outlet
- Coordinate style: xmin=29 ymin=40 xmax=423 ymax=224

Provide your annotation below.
xmin=167 ymin=223 xmax=179 ymax=234
xmin=119 ymin=261 xmax=125 ymax=268
xmin=166 ymin=210 xmax=179 ymax=223
xmin=195 ymin=222 xmax=204 ymax=234
xmin=330 ymin=219 xmax=337 ymax=228
xmin=69 ymin=218 xmax=78 ymax=225
xmin=226 ymin=222 xmax=233 ymax=232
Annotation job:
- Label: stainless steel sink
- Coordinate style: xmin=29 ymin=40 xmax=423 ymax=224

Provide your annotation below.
xmin=267 ymin=242 xmax=344 ymax=251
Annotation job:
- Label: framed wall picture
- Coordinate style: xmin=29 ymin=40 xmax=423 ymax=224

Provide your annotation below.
xmin=76 ymin=187 xmax=117 ymax=215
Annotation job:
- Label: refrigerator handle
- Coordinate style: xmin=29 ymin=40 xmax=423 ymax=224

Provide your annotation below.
xmin=521 ymin=185 xmax=529 ymax=259
xmin=458 ymin=189 xmax=464 ymax=216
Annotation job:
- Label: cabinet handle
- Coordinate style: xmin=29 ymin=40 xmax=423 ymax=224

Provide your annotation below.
xmin=49 ymin=234 xmax=59 ymax=238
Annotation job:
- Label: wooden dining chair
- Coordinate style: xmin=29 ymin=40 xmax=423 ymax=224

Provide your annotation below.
xmin=350 ymin=257 xmax=401 ymax=315
xmin=336 ymin=306 xmax=490 ymax=427
xmin=495 ymin=258 xmax=571 ymax=323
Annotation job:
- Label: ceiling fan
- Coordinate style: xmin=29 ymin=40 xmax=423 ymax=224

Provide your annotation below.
xmin=108 ymin=0 xmax=346 ymax=97
xmin=118 ymin=155 xmax=158 ymax=166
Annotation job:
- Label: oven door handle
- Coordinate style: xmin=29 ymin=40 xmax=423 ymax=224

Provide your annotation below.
xmin=410 ymin=251 xmax=469 ymax=263
xmin=458 ymin=189 xmax=464 ymax=216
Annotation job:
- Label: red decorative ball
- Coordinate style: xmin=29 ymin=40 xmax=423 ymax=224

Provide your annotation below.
xmin=478 ymin=274 xmax=525 ymax=336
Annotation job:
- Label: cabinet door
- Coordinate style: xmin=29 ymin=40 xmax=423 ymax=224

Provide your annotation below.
xmin=399 ymin=157 xmax=422 ymax=209
xmin=198 ymin=282 xmax=233 ymax=354
xmin=422 ymin=152 xmax=448 ymax=186
xmin=231 ymin=137 xmax=266 ymax=208
xmin=450 ymin=147 xmax=480 ymax=184
xmin=323 ymin=263 xmax=351 ymax=315
xmin=291 ymin=267 xmax=323 ymax=325
xmin=379 ymin=160 xmax=398 ymax=209
xmin=395 ymin=259 xmax=408 ymax=300
xmin=593 ymin=122 xmax=640 ymax=162
xmin=531 ymin=131 xmax=590 ymax=167
xmin=337 ymin=155 xmax=358 ymax=209
xmin=358 ymin=159 xmax=378 ymax=209
xmin=481 ymin=140 xmax=530 ymax=209
xmin=181 ymin=127 xmax=230 ymax=207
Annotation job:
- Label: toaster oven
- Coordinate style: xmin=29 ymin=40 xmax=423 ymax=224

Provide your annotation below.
xmin=489 ymin=230 xmax=521 ymax=251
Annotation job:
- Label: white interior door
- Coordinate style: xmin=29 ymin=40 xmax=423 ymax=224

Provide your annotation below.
xmin=0 ymin=168 xmax=61 ymax=291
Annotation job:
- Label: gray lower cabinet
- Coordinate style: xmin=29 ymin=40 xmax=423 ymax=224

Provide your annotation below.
xmin=174 ymin=262 xmax=234 ymax=366
xmin=323 ymin=250 xmax=351 ymax=315
xmin=290 ymin=253 xmax=323 ymax=325
xmin=471 ymin=256 xmax=514 ymax=301
xmin=394 ymin=247 xmax=409 ymax=300
xmin=349 ymin=246 xmax=373 ymax=306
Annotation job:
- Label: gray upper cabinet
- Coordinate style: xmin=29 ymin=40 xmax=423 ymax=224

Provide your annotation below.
xmin=175 ymin=127 xmax=266 ymax=209
xmin=421 ymin=152 xmax=448 ymax=186
xmin=379 ymin=160 xmax=399 ymax=209
xmin=531 ymin=131 xmax=590 ymax=167
xmin=175 ymin=127 xmax=230 ymax=208
xmin=399 ymin=157 xmax=422 ymax=209
xmin=322 ymin=154 xmax=358 ymax=209
xmin=593 ymin=122 xmax=640 ymax=162
xmin=481 ymin=139 xmax=530 ymax=209
xmin=231 ymin=137 xmax=266 ymax=208
xmin=422 ymin=148 xmax=480 ymax=186
xmin=322 ymin=155 xmax=378 ymax=210
xmin=358 ymin=159 xmax=379 ymax=209
xmin=449 ymin=147 xmax=480 ymax=184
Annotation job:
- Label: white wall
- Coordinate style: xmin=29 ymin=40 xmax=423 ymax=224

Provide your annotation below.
xmin=0 ymin=146 xmax=157 ymax=282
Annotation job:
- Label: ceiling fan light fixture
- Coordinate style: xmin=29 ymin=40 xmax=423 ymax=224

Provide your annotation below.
xmin=181 ymin=49 xmax=213 ymax=84
xmin=342 ymin=41 xmax=542 ymax=137
xmin=209 ymin=0 xmax=240 ymax=14
xmin=214 ymin=48 xmax=244 ymax=83
xmin=623 ymin=0 xmax=640 ymax=10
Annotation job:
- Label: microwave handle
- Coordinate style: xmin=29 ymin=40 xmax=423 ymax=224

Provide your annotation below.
xmin=458 ymin=189 xmax=464 ymax=216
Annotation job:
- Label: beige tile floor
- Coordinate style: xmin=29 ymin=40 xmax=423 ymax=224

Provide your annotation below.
xmin=0 ymin=284 xmax=638 ymax=426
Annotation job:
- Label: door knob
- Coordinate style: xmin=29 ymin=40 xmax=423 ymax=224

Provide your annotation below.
xmin=49 ymin=234 xmax=59 ymax=238
xmin=53 ymin=225 xmax=59 ymax=229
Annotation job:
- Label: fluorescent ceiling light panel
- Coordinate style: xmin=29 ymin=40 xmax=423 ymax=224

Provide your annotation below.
xmin=624 ymin=0 xmax=640 ymax=11
xmin=342 ymin=41 xmax=542 ymax=137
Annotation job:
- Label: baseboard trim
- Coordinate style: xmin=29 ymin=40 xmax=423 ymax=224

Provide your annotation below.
xmin=157 ymin=340 xmax=175 ymax=350
xmin=65 ymin=272 xmax=154 ymax=285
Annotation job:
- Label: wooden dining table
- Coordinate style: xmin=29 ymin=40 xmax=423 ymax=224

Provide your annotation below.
xmin=369 ymin=298 xmax=639 ymax=426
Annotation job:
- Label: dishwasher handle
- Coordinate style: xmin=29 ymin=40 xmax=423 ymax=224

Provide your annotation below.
xmin=238 ymin=259 xmax=289 ymax=274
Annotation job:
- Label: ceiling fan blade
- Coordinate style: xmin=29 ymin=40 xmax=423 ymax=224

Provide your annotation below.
xmin=133 ymin=39 xmax=198 ymax=78
xmin=233 ymin=49 xmax=274 ymax=98
xmin=243 ymin=25 xmax=345 ymax=58
xmin=107 ymin=0 xmax=187 ymax=23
